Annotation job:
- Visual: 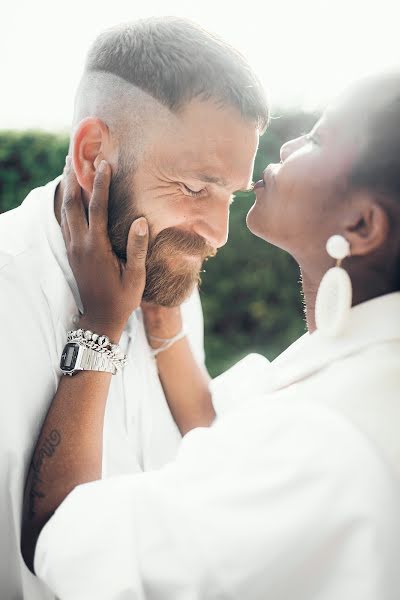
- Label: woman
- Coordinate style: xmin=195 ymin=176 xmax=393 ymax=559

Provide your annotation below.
xmin=22 ymin=73 xmax=400 ymax=599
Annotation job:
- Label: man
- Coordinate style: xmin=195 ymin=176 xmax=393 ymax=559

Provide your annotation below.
xmin=0 ymin=17 xmax=267 ymax=599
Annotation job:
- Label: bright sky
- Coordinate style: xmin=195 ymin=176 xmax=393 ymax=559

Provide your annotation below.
xmin=2 ymin=0 xmax=399 ymax=131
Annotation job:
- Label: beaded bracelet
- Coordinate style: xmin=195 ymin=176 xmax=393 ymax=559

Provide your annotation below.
xmin=67 ymin=328 xmax=128 ymax=370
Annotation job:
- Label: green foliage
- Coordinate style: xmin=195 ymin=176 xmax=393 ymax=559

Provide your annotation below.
xmin=200 ymin=192 xmax=306 ymax=375
xmin=0 ymin=111 xmax=320 ymax=376
xmin=202 ymin=110 xmax=319 ymax=375
xmin=0 ymin=131 xmax=68 ymax=213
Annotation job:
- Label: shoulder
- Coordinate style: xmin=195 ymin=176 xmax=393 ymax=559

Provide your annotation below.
xmin=180 ymin=288 xmax=205 ymax=362
xmin=0 ymin=178 xmax=58 ymax=270
xmin=326 ymin=340 xmax=400 ymax=389
xmin=181 ymin=287 xmax=203 ymax=320
xmin=211 ymin=396 xmax=396 ymax=496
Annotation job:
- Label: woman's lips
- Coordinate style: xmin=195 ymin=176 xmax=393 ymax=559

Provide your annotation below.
xmin=253 ymin=164 xmax=279 ymax=192
xmin=253 ymin=179 xmax=265 ymax=190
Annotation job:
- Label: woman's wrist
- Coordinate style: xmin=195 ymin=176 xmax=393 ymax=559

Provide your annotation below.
xmin=77 ymin=315 xmax=125 ymax=344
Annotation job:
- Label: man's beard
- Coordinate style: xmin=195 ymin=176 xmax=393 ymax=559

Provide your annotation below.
xmin=107 ymin=169 xmax=217 ymax=307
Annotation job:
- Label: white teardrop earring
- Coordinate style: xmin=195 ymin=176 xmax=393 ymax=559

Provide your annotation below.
xmin=315 ymin=235 xmax=352 ymax=337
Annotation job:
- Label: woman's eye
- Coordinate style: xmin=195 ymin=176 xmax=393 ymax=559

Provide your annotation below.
xmin=181 ymin=184 xmax=206 ymax=198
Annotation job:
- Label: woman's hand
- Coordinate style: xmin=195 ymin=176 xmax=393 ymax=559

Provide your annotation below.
xmin=61 ymin=158 xmax=149 ymax=341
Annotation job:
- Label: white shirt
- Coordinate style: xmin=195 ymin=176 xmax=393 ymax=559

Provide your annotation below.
xmin=0 ymin=177 xmax=206 ymax=600
xmin=35 ymin=293 xmax=400 ymax=600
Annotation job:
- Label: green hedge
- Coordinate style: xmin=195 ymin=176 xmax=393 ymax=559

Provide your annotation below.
xmin=0 ymin=131 xmax=68 ymax=213
xmin=0 ymin=110 xmax=319 ymax=376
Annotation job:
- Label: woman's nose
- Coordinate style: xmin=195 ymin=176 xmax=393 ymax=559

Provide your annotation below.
xmin=280 ymin=135 xmax=306 ymax=163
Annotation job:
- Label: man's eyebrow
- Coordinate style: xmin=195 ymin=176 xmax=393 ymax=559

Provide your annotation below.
xmin=192 ymin=172 xmax=253 ymax=191
xmin=193 ymin=172 xmax=228 ymax=186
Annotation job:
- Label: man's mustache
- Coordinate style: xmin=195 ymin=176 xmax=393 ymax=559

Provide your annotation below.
xmin=147 ymin=226 xmax=217 ymax=262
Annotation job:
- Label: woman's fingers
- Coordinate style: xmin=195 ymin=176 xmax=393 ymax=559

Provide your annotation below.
xmin=88 ymin=160 xmax=111 ymax=235
xmin=124 ymin=218 xmax=149 ymax=298
xmin=62 ymin=156 xmax=88 ymax=242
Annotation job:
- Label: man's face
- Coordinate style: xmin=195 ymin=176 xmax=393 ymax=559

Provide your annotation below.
xmin=108 ymin=99 xmax=259 ymax=306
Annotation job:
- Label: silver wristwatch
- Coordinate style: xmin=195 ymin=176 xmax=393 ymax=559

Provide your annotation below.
xmin=60 ymin=342 xmax=117 ymax=376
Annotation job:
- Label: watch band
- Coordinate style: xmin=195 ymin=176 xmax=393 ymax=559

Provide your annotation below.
xmin=77 ymin=346 xmax=117 ymax=375
xmin=60 ymin=343 xmax=118 ymax=376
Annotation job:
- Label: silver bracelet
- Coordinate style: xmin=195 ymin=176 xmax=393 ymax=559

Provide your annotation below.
xmin=148 ymin=329 xmax=187 ymax=358
xmin=67 ymin=328 xmax=128 ymax=370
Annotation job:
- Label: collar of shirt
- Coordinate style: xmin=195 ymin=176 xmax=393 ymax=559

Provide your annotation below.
xmin=41 ymin=175 xmax=84 ymax=315
xmin=270 ymin=291 xmax=400 ymax=393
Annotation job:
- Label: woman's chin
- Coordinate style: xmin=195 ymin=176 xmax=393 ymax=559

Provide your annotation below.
xmin=246 ymin=202 xmax=268 ymax=240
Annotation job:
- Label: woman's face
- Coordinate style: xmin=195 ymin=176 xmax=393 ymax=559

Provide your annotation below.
xmin=247 ymin=102 xmax=362 ymax=266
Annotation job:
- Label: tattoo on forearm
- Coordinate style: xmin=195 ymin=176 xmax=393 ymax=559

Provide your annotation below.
xmin=28 ymin=429 xmax=61 ymax=520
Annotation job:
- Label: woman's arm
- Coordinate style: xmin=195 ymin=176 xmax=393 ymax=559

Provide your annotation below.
xmin=21 ymin=159 xmax=149 ymax=571
xmin=21 ymin=368 xmax=114 ymax=572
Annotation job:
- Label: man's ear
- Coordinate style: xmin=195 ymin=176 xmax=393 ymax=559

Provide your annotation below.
xmin=343 ymin=193 xmax=390 ymax=257
xmin=72 ymin=118 xmax=110 ymax=196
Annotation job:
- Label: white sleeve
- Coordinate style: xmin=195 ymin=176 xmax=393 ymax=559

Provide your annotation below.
xmin=34 ymin=401 xmax=400 ymax=600
xmin=180 ymin=287 xmax=206 ymax=367
xmin=0 ymin=269 xmax=60 ymax=594
xmin=210 ymin=353 xmax=271 ymax=416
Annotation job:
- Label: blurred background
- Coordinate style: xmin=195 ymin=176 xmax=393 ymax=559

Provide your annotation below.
xmin=1 ymin=0 xmax=398 ymax=375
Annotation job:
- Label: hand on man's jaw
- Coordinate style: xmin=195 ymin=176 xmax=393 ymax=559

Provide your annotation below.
xmin=56 ymin=91 xmax=260 ymax=308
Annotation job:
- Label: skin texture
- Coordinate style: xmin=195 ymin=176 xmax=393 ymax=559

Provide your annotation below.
xmin=247 ymin=98 xmax=400 ymax=330
xmin=128 ymin=99 xmax=258 ymax=247
xmin=54 ymin=98 xmax=259 ymax=306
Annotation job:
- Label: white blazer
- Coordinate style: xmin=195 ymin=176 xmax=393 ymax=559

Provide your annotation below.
xmin=0 ymin=178 xmax=206 ymax=600
xmin=35 ymin=293 xmax=400 ymax=599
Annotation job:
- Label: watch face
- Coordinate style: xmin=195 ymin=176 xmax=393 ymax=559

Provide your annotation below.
xmin=60 ymin=343 xmax=80 ymax=371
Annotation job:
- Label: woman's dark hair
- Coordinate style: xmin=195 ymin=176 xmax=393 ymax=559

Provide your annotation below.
xmin=348 ymin=73 xmax=400 ymax=204
xmin=346 ymin=73 xmax=400 ymax=288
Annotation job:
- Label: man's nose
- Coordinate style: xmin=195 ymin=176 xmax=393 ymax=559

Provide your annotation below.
xmin=280 ymin=135 xmax=306 ymax=163
xmin=193 ymin=198 xmax=230 ymax=249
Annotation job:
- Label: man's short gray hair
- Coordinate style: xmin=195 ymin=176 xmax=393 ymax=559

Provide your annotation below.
xmin=84 ymin=16 xmax=269 ymax=130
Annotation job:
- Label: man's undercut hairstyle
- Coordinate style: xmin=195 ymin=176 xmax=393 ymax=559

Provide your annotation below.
xmin=83 ymin=16 xmax=269 ymax=130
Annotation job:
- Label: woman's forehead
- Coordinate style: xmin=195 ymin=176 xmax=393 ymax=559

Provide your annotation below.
xmin=316 ymin=102 xmax=367 ymax=147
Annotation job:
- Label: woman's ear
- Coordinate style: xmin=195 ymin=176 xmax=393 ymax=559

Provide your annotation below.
xmin=343 ymin=193 xmax=390 ymax=257
xmin=72 ymin=118 xmax=110 ymax=195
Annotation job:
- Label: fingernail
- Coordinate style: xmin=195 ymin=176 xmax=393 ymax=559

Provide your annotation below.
xmin=134 ymin=218 xmax=148 ymax=236
xmin=98 ymin=160 xmax=107 ymax=173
